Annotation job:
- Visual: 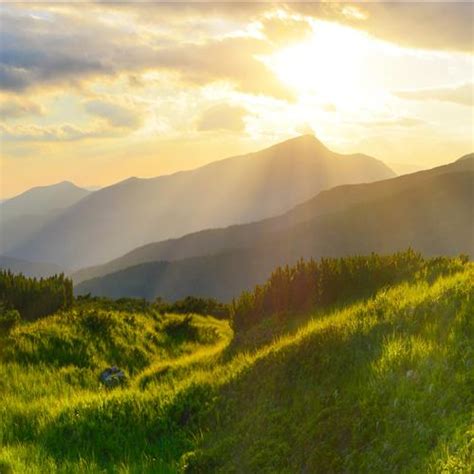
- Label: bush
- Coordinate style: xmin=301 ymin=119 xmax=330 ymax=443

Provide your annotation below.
xmin=80 ymin=311 xmax=114 ymax=337
xmin=163 ymin=315 xmax=198 ymax=341
xmin=0 ymin=304 xmax=20 ymax=334
xmin=154 ymin=296 xmax=229 ymax=319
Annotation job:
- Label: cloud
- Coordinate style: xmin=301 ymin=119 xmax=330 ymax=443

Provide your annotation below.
xmin=260 ymin=15 xmax=313 ymax=46
xmin=394 ymin=82 xmax=473 ymax=107
xmin=0 ymin=10 xmax=155 ymax=92
xmin=85 ymin=99 xmax=143 ymax=128
xmin=0 ymin=123 xmax=116 ymax=142
xmin=0 ymin=7 xmax=293 ymax=101
xmin=151 ymin=36 xmax=294 ymax=100
xmin=358 ymin=116 xmax=425 ymax=129
xmin=11 ymin=2 xmax=471 ymax=56
xmin=0 ymin=96 xmax=44 ymax=118
xmin=196 ymin=104 xmax=247 ymax=132
xmin=290 ymin=2 xmax=474 ymax=53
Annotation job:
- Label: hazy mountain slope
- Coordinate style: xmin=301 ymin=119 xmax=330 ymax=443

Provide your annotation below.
xmin=0 ymin=181 xmax=90 ymax=222
xmin=76 ymin=163 xmax=474 ymax=301
xmin=0 ymin=182 xmax=91 ymax=255
xmin=8 ymin=135 xmax=394 ymax=269
xmin=0 ymin=256 xmax=67 ymax=278
xmin=73 ymin=154 xmax=472 ymax=285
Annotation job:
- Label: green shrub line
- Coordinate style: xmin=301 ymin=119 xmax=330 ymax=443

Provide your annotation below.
xmin=230 ymin=250 xmax=469 ymax=331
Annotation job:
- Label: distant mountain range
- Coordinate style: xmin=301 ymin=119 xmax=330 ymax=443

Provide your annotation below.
xmin=0 ymin=181 xmax=91 ymax=256
xmin=3 ymin=135 xmax=394 ymax=269
xmin=1 ymin=181 xmax=90 ymax=222
xmin=75 ymin=154 xmax=473 ymax=301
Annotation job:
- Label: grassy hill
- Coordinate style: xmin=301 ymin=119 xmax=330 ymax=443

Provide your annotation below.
xmin=1 ymin=256 xmax=472 ymax=472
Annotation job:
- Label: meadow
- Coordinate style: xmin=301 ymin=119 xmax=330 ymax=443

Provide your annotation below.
xmin=0 ymin=255 xmax=472 ymax=473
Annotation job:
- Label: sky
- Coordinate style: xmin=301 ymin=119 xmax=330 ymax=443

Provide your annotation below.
xmin=0 ymin=1 xmax=473 ymax=198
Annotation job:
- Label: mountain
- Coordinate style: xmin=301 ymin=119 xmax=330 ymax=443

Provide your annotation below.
xmin=0 ymin=256 xmax=67 ymax=278
xmin=0 ymin=181 xmax=91 ymax=255
xmin=0 ymin=181 xmax=90 ymax=222
xmin=73 ymin=153 xmax=472 ymax=285
xmin=75 ymin=154 xmax=473 ymax=300
xmin=5 ymin=135 xmax=394 ymax=269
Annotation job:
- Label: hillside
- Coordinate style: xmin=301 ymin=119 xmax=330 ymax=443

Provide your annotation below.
xmin=0 ymin=182 xmax=91 ymax=257
xmin=5 ymin=135 xmax=394 ymax=269
xmin=1 ymin=258 xmax=472 ymax=472
xmin=75 ymin=156 xmax=473 ymax=300
xmin=74 ymin=153 xmax=472 ymax=285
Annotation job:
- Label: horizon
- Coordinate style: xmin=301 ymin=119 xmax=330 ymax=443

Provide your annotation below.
xmin=1 ymin=2 xmax=473 ymax=198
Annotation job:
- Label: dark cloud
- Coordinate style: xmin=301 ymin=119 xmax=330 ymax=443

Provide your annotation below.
xmin=196 ymin=104 xmax=247 ymax=132
xmin=0 ymin=11 xmax=153 ymax=92
xmin=394 ymin=82 xmax=473 ymax=107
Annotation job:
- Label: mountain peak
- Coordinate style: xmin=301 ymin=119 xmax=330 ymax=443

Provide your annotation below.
xmin=266 ymin=134 xmax=330 ymax=155
xmin=54 ymin=180 xmax=80 ymax=189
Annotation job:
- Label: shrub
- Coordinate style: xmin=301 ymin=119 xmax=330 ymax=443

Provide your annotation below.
xmin=163 ymin=315 xmax=198 ymax=341
xmin=0 ymin=304 xmax=20 ymax=334
xmin=154 ymin=296 xmax=229 ymax=319
xmin=80 ymin=311 xmax=114 ymax=337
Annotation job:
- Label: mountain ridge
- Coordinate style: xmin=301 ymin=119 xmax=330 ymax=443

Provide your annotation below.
xmin=73 ymin=154 xmax=472 ymax=285
xmin=75 ymin=155 xmax=473 ymax=300
xmin=6 ymin=135 xmax=395 ymax=269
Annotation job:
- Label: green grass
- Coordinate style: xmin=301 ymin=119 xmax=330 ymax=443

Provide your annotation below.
xmin=1 ymin=265 xmax=473 ymax=472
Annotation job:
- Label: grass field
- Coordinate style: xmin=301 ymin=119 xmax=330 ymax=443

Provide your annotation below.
xmin=1 ymin=264 xmax=472 ymax=473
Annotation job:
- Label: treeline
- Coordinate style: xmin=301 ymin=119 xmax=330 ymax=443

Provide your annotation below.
xmin=231 ymin=250 xmax=469 ymax=331
xmin=77 ymin=294 xmax=229 ymax=319
xmin=0 ymin=270 xmax=73 ymax=321
xmin=154 ymin=296 xmax=228 ymax=319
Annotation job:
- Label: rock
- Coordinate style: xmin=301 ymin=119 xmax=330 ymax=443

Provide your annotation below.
xmin=100 ymin=366 xmax=126 ymax=388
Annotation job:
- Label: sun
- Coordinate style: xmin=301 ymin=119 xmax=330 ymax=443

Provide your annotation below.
xmin=265 ymin=20 xmax=373 ymax=108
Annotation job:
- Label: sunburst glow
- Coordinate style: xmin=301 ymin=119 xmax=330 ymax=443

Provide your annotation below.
xmin=267 ymin=21 xmax=378 ymax=108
